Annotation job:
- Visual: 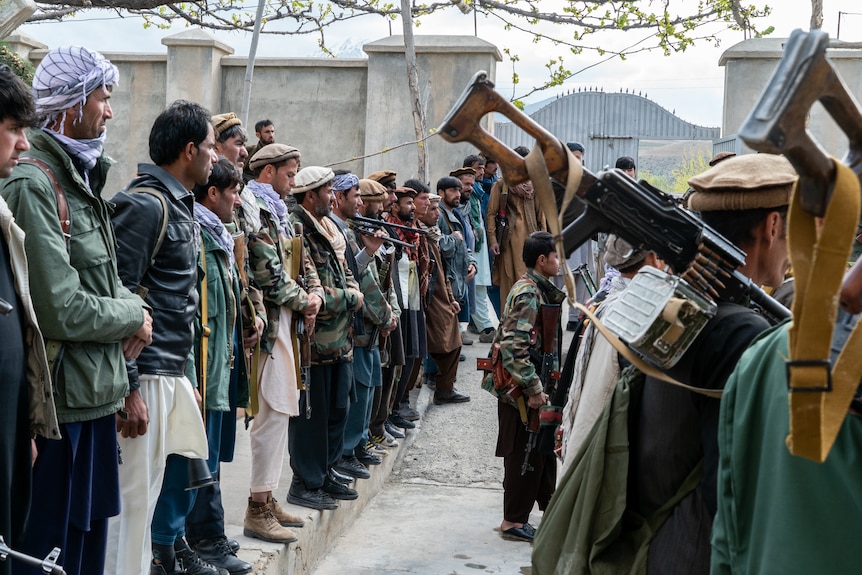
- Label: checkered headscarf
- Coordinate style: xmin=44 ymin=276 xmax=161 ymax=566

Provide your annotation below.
xmin=33 ymin=46 xmax=119 ymax=128
xmin=332 ymin=173 xmax=359 ymax=193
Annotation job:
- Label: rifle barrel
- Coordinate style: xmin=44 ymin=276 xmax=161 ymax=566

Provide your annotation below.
xmin=348 ymin=220 xmax=416 ymax=249
xmin=352 ymin=215 xmax=428 ymax=235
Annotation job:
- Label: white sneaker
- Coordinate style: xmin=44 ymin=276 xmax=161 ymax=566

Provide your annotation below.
xmin=374 ymin=433 xmax=399 ymax=448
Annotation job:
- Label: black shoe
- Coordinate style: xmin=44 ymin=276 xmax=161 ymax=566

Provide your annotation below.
xmin=329 ymin=467 xmax=354 ymax=485
xmin=227 ymin=539 xmax=240 ymax=554
xmin=384 ymin=420 xmax=405 ymax=439
xmin=287 ymin=482 xmax=338 ymax=511
xmin=460 ymin=354 xmax=466 ymax=362
xmin=388 ymin=414 xmax=415 ymax=429
xmin=433 ymin=389 xmax=471 ymax=405
xmin=174 ymin=543 xmax=224 ymax=575
xmin=354 ymin=445 xmax=383 ymax=466
xmin=333 ymin=456 xmax=371 ymax=479
xmin=566 ymin=320 xmax=578 ymax=332
xmin=397 ymin=403 xmax=420 ymax=421
xmin=323 ymin=476 xmax=359 ymax=500
xmin=501 ymin=522 xmax=536 ymax=542
xmin=192 ymin=537 xmax=252 ymax=575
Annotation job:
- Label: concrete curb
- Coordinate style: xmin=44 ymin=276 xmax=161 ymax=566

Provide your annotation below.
xmin=223 ymin=382 xmax=435 ymax=575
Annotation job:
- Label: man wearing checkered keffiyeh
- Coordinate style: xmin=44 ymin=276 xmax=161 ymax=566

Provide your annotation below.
xmin=0 ymin=46 xmax=151 ymax=575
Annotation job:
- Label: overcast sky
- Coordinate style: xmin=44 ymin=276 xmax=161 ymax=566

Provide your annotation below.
xmin=17 ymin=0 xmax=862 ymax=128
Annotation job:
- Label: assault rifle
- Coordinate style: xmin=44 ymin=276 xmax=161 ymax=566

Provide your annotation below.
xmin=352 ymin=215 xmax=429 ymax=235
xmin=521 ymin=304 xmax=562 ymax=476
xmin=0 ymin=535 xmax=66 ymax=575
xmin=438 ymin=71 xmax=790 ymax=325
xmin=293 ymin=221 xmax=313 ymax=419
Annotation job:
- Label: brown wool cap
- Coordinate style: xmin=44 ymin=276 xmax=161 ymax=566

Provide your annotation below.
xmin=604 ymin=235 xmax=646 ymax=270
xmin=687 ymin=153 xmax=797 ymax=212
xmin=359 ymin=179 xmax=387 ymax=202
xmin=248 ymin=143 xmax=301 ymax=171
xmin=394 ymin=186 xmax=417 ymax=199
xmin=211 ymin=112 xmax=242 ymax=136
xmin=366 ymin=170 xmax=397 ymax=186
xmin=449 ymin=166 xmax=476 ymax=178
xmin=292 ymin=166 xmax=335 ymax=194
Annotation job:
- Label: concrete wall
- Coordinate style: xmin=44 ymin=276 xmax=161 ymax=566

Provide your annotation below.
xmin=5 ymin=31 xmax=500 ymax=196
xmin=721 ymin=37 xmax=862 ymax=157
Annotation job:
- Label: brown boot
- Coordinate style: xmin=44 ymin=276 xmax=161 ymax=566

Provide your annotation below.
xmin=243 ymin=498 xmax=298 ymax=544
xmin=268 ymin=496 xmax=305 ymax=528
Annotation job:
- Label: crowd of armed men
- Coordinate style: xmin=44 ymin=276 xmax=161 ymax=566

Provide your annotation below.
xmin=4 ymin=43 xmax=861 ymax=575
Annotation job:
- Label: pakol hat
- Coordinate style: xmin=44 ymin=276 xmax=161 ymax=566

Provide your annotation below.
xmin=211 ymin=112 xmax=242 ymax=137
xmin=428 ymin=192 xmax=442 ymax=203
xmin=394 ymin=187 xmax=417 ymax=199
xmin=249 ymin=143 xmax=301 ymax=171
xmin=708 ymin=151 xmax=736 ymax=167
xmin=604 ymin=234 xmax=646 ymax=270
xmin=359 ymin=179 xmax=387 ymax=202
xmin=449 ymin=167 xmax=476 ymax=178
xmin=687 ymin=153 xmax=797 ymax=212
xmin=366 ymin=170 xmax=397 ymax=186
xmin=292 ymin=166 xmax=335 ymax=194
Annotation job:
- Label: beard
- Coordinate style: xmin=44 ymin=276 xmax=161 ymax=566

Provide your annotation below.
xmin=398 ymin=210 xmax=414 ymax=222
xmin=314 ymin=201 xmax=332 ymax=217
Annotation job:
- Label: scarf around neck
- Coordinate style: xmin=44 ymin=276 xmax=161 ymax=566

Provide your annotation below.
xmin=194 ymin=203 xmax=236 ymax=270
xmin=247 ymin=179 xmax=289 ymax=236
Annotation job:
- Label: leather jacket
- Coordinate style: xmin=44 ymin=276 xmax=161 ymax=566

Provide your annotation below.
xmin=112 ymin=164 xmax=199 ymax=390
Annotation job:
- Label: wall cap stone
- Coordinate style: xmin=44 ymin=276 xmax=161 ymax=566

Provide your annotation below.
xmin=363 ymin=34 xmax=501 ymax=61
xmin=3 ymin=32 xmax=45 ymax=51
xmin=720 ymin=36 xmax=862 ymax=66
xmin=162 ymin=29 xmax=234 ymax=55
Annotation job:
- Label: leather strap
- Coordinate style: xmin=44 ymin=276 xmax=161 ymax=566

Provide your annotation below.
xmin=199 ymin=236 xmax=209 ymax=424
xmin=19 ymin=157 xmax=70 ymax=251
xmin=786 ymin=160 xmax=862 ymax=462
xmin=245 ymin=295 xmax=261 ymax=418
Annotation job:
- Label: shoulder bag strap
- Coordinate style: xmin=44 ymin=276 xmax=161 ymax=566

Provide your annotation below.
xmin=128 ymin=187 xmax=169 ymax=269
xmin=19 ymin=157 xmax=70 ymax=253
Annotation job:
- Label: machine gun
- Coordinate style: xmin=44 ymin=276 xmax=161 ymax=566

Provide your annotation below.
xmin=0 ymin=535 xmax=66 ymax=575
xmin=292 ymin=221 xmax=313 ymax=419
xmin=438 ymin=71 xmax=790 ymax=326
xmin=348 ymin=219 xmax=416 ymax=250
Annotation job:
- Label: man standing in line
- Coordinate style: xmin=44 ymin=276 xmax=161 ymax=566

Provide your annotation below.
xmin=0 ymin=65 xmax=59 ymax=575
xmin=287 ymin=166 xmax=364 ymax=510
xmin=418 ymin=193 xmax=468 ymax=405
xmin=243 ymin=144 xmax=322 ymax=542
xmin=149 ymin=158 xmax=252 ymax=575
xmin=106 ymin=100 xmax=216 ymax=575
xmin=0 ymin=48 xmax=153 ymax=575
xmin=450 ymin=167 xmax=480 ymax=345
xmin=330 ymin=173 xmax=398 ymax=472
xmin=242 ymin=119 xmax=275 ymax=182
xmin=486 ymin=231 xmax=565 ymax=543
xmin=437 ymin=175 xmax=477 ymax=361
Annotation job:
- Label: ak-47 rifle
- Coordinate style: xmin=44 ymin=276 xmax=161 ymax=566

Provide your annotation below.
xmin=292 ymin=221 xmax=313 ymax=419
xmin=438 ymin=71 xmax=790 ymax=326
xmin=0 ymin=535 xmax=66 ymax=575
xmin=520 ymin=303 xmax=562 ymax=476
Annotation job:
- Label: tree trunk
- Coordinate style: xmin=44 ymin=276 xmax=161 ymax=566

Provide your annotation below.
xmin=240 ymin=0 xmax=267 ymax=127
xmin=810 ymin=0 xmax=823 ymax=30
xmin=400 ymin=0 xmax=428 ymax=182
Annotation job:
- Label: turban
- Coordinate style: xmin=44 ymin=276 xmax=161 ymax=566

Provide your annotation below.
xmin=332 ymin=173 xmax=360 ymax=192
xmin=33 ymin=46 xmax=119 ymax=128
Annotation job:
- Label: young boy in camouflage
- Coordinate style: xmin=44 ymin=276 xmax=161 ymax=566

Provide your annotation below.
xmin=486 ymin=231 xmax=565 ymax=543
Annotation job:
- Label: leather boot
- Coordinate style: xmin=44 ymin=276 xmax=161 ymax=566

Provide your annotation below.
xmin=268 ymin=496 xmax=305 ymax=527
xmin=243 ymin=498 xmax=298 ymax=544
xmin=192 ymin=536 xmax=252 ymax=575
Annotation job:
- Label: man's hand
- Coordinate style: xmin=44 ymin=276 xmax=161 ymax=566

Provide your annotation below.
xmin=467 ymin=263 xmax=477 ymax=283
xmin=490 ymin=242 xmax=500 ymax=256
xmin=363 ymin=229 xmax=386 ymax=254
xmin=452 ymin=231 xmax=464 ymax=242
xmin=194 ymin=387 xmax=203 ymax=410
xmin=381 ymin=315 xmax=398 ymax=335
xmin=117 ymin=389 xmax=149 ymax=438
xmin=352 ymin=291 xmax=365 ymax=312
xmin=31 ymin=439 xmax=38 ymax=466
xmin=123 ymin=309 xmax=154 ymax=359
xmin=451 ymin=300 xmax=461 ymax=314
xmin=305 ymin=293 xmax=323 ymax=316
xmin=527 ymin=391 xmax=548 ymax=409
xmin=243 ymin=316 xmax=265 ymax=349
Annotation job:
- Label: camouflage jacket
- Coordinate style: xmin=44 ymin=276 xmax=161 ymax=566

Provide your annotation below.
xmin=487 ymin=269 xmax=566 ymax=405
xmin=246 ymin=194 xmax=323 ymax=355
xmin=290 ymin=207 xmax=362 ymax=364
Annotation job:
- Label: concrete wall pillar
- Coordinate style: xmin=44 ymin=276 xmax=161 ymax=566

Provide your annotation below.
xmin=362 ymin=35 xmax=501 ymax=183
xmin=162 ymin=29 xmax=233 ymax=111
xmin=2 ymin=31 xmax=44 ymax=58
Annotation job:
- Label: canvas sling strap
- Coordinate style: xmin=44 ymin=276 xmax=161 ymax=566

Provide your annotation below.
xmin=786 ymin=159 xmax=862 ymax=462
xmin=290 ymin=231 xmax=305 ymax=390
xmin=244 ymin=294 xmax=261 ymax=418
xmin=522 ymin=142 xmax=721 ymax=399
xmin=198 ymin=236 xmax=210 ymax=425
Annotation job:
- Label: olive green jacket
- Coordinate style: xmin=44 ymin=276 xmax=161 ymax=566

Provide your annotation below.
xmin=0 ymin=129 xmax=145 ymax=423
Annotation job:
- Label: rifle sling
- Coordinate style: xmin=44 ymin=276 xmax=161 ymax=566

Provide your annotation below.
xmin=786 ymin=160 xmax=862 ymax=462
